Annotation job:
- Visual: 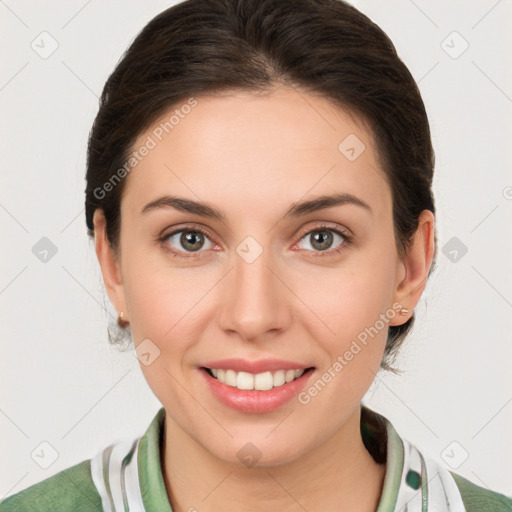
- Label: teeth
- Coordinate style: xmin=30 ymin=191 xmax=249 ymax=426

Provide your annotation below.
xmin=285 ymin=369 xmax=296 ymax=382
xmin=273 ymin=370 xmax=285 ymax=386
xmin=225 ymin=369 xmax=237 ymax=387
xmin=254 ymin=371 xmax=273 ymax=391
xmin=208 ymin=367 xmax=307 ymax=390
xmin=237 ymin=371 xmax=254 ymax=390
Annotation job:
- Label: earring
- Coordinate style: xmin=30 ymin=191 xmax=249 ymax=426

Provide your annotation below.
xmin=117 ymin=311 xmax=129 ymax=327
xmin=399 ymin=308 xmax=409 ymax=316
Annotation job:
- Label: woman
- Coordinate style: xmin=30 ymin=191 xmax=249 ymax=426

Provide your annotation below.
xmin=2 ymin=0 xmax=510 ymax=510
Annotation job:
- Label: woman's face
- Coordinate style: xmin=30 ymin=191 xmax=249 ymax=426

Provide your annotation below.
xmin=95 ymin=86 xmax=427 ymax=466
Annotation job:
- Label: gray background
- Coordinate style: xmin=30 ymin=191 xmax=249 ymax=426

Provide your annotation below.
xmin=1 ymin=0 xmax=511 ymax=500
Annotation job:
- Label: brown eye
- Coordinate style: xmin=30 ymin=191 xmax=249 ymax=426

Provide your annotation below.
xmin=161 ymin=227 xmax=214 ymax=257
xmin=308 ymin=230 xmax=335 ymax=251
xmin=178 ymin=231 xmax=206 ymax=252
xmin=296 ymin=225 xmax=351 ymax=256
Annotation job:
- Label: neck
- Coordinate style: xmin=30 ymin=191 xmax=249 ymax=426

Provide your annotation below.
xmin=161 ymin=406 xmax=386 ymax=512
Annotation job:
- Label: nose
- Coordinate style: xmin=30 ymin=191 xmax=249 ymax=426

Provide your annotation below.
xmin=218 ymin=246 xmax=292 ymax=343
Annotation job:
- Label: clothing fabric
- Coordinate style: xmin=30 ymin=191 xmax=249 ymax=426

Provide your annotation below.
xmin=1 ymin=405 xmax=510 ymax=511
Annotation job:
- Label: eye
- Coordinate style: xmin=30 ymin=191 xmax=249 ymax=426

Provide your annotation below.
xmin=295 ymin=224 xmax=352 ymax=256
xmin=159 ymin=226 xmax=215 ymax=258
xmin=159 ymin=223 xmax=352 ymax=259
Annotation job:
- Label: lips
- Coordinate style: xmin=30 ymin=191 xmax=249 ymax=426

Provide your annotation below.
xmin=199 ymin=358 xmax=316 ymax=413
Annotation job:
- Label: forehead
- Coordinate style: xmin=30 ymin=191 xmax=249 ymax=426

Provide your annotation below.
xmin=122 ymin=87 xmax=391 ymax=220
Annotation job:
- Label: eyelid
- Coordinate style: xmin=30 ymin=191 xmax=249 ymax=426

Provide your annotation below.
xmin=295 ymin=221 xmax=352 ymax=241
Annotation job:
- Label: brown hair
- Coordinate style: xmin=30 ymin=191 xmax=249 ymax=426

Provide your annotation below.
xmin=85 ymin=0 xmax=437 ymax=373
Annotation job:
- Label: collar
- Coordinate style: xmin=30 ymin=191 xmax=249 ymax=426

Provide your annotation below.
xmin=91 ymin=405 xmax=466 ymax=511
xmin=360 ymin=404 xmax=466 ymax=512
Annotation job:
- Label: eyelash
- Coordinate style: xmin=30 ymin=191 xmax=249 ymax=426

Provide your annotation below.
xmin=158 ymin=223 xmax=353 ymax=259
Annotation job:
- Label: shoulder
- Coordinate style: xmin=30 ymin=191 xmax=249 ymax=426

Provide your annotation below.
xmin=362 ymin=405 xmax=512 ymax=512
xmin=0 ymin=409 xmax=166 ymax=512
xmin=449 ymin=470 xmax=512 ymax=512
xmin=0 ymin=459 xmax=103 ymax=512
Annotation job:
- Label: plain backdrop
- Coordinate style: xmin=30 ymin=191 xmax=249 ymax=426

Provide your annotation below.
xmin=1 ymin=0 xmax=511 ymax=500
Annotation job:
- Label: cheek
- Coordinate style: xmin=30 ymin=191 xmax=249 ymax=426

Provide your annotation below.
xmin=293 ymin=266 xmax=395 ymax=414
xmin=124 ymin=265 xmax=198 ymax=345
xmin=291 ymin=242 xmax=398 ymax=399
xmin=296 ymin=250 xmax=397 ymax=342
xmin=121 ymin=247 xmax=221 ymax=375
xmin=120 ymin=232 xmax=196 ymax=334
xmin=121 ymin=262 xmax=200 ymax=407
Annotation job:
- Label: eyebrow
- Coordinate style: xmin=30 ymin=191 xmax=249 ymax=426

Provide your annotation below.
xmin=140 ymin=193 xmax=372 ymax=220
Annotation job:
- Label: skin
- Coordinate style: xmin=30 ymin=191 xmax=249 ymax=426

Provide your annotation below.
xmin=94 ymin=85 xmax=435 ymax=512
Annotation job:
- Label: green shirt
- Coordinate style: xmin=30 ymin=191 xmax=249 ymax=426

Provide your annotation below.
xmin=2 ymin=405 xmax=510 ymax=511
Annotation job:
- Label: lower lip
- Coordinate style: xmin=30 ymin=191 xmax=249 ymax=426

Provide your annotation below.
xmin=200 ymin=368 xmax=314 ymax=414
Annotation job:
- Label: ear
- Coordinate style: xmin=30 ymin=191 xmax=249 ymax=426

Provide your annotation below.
xmin=389 ymin=209 xmax=435 ymax=326
xmin=93 ymin=209 xmax=128 ymax=320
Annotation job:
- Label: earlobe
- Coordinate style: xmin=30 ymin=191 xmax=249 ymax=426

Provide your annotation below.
xmin=389 ymin=210 xmax=435 ymax=326
xmin=93 ymin=209 xmax=128 ymax=320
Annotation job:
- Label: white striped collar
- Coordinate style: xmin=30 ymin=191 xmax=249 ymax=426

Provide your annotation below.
xmin=376 ymin=410 xmax=467 ymax=512
xmin=89 ymin=406 xmax=468 ymax=511
xmin=90 ymin=438 xmax=146 ymax=512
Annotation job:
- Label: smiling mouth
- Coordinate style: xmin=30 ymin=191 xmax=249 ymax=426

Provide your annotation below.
xmin=201 ymin=367 xmax=315 ymax=391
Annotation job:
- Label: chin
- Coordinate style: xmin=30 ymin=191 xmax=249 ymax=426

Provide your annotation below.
xmin=203 ymin=434 xmax=307 ymax=469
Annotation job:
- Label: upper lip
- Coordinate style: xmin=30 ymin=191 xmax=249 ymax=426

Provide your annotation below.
xmin=201 ymin=358 xmax=314 ymax=374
